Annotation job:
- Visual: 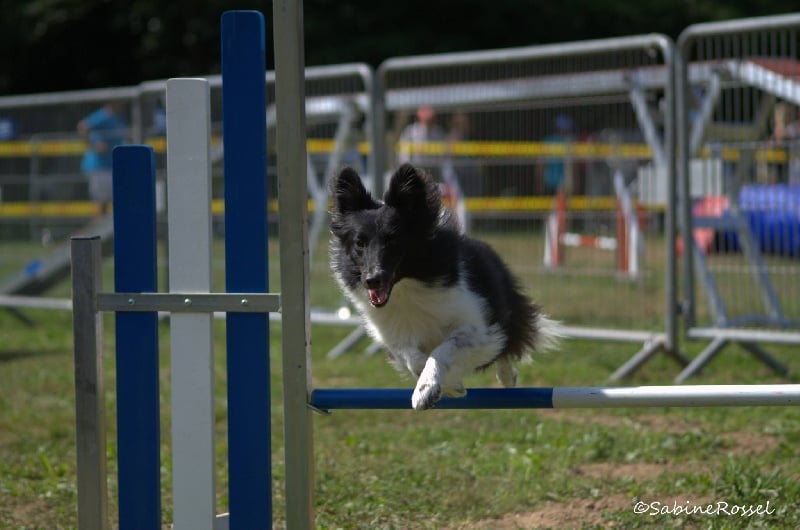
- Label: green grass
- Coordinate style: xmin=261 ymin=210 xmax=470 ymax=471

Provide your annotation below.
xmin=1 ymin=233 xmax=799 ymax=529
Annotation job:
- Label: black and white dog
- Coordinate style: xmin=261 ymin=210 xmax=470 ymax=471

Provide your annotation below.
xmin=329 ymin=163 xmax=559 ymax=410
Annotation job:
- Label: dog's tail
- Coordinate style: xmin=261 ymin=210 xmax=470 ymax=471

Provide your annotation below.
xmin=532 ymin=312 xmax=562 ymax=353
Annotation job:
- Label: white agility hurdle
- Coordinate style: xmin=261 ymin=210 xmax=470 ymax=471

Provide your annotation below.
xmin=70 ymin=7 xmax=800 ymax=530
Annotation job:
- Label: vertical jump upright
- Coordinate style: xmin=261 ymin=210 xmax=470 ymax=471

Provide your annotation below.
xmin=71 ymin=9 xmax=275 ymax=530
xmin=166 ymin=77 xmax=215 ymax=530
xmin=111 ymin=146 xmax=160 ymax=530
xmin=221 ymin=11 xmax=272 ymax=530
xmin=273 ymin=0 xmax=315 ymax=528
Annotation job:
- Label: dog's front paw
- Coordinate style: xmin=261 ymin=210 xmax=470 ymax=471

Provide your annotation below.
xmin=412 ymin=358 xmax=446 ymax=410
xmin=412 ymin=363 xmax=443 ymax=410
xmin=411 ymin=380 xmax=441 ymax=410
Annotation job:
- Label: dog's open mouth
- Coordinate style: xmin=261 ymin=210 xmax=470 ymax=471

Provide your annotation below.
xmin=367 ymin=283 xmax=393 ymax=308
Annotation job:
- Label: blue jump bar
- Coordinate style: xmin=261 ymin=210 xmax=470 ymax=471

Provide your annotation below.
xmin=311 ymin=388 xmax=554 ymax=410
xmin=311 ymin=385 xmax=800 ymax=410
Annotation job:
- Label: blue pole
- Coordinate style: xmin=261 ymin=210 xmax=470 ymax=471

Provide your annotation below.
xmin=311 ymin=388 xmax=555 ymax=410
xmin=112 ymin=145 xmax=160 ymax=529
xmin=221 ymin=11 xmax=271 ymax=529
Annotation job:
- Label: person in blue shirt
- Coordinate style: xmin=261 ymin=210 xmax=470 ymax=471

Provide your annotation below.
xmin=77 ymin=102 xmax=128 ymax=211
xmin=543 ymin=113 xmax=574 ymax=195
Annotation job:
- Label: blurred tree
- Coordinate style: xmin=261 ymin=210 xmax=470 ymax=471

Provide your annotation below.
xmin=0 ymin=0 xmax=265 ymax=94
xmin=0 ymin=0 xmax=797 ymax=95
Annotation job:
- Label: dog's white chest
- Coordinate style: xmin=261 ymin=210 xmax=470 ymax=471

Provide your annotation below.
xmin=354 ymin=279 xmax=485 ymax=352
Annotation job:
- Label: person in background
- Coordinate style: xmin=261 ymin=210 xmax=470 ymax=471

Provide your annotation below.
xmin=446 ymin=111 xmax=478 ymax=192
xmin=770 ymin=102 xmax=800 ymax=184
xmin=442 ymin=110 xmax=474 ymax=230
xmin=0 ymin=117 xmax=16 ymax=141
xmin=77 ymin=101 xmax=128 ymax=212
xmin=542 ymin=113 xmax=575 ymax=195
xmin=397 ymin=105 xmax=446 ymax=179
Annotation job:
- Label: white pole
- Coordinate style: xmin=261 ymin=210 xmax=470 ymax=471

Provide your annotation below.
xmin=543 ymin=210 xmax=556 ymax=268
xmin=614 ymin=169 xmax=641 ymax=278
xmin=166 ymin=78 xmax=216 ymax=530
xmin=553 ymin=384 xmax=800 ymax=408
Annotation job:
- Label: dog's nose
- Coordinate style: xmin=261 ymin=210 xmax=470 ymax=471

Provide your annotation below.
xmin=364 ymin=273 xmax=385 ymax=289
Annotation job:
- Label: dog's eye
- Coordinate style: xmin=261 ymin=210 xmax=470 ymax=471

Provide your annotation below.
xmin=354 ymin=235 xmax=367 ymax=249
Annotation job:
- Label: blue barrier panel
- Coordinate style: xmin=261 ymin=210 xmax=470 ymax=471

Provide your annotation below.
xmin=112 ymin=145 xmax=160 ymax=530
xmin=221 ymin=11 xmax=271 ymax=530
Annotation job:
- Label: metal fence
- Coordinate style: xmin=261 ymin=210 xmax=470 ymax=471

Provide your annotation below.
xmin=370 ymin=35 xmax=680 ymax=370
xmin=676 ymin=14 xmax=800 ymax=381
xmin=0 ymin=86 xmax=138 ymax=242
xmin=0 ymin=64 xmax=372 ymax=224
xmin=0 ymin=64 xmax=373 ymax=309
xmin=3 ymin=12 xmax=800 ymax=377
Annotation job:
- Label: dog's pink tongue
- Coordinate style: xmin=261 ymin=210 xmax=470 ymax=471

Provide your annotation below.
xmin=368 ymin=288 xmax=389 ymax=306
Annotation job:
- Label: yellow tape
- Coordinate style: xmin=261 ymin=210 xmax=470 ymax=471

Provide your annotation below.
xmin=0 ymin=136 xmax=790 ymax=163
xmin=0 ymin=201 xmax=100 ymax=217
xmin=396 ymin=140 xmax=653 ymax=158
xmin=0 ymin=141 xmax=34 ymax=156
xmin=2 ymin=195 xmax=654 ymax=219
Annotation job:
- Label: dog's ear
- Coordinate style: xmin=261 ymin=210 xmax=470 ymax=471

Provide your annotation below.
xmin=384 ymin=164 xmax=441 ymax=219
xmin=330 ymin=166 xmax=375 ymax=213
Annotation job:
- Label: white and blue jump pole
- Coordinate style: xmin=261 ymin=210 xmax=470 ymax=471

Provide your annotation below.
xmin=74 ymin=10 xmax=273 ymax=530
xmin=310 ymin=385 xmax=800 ymax=410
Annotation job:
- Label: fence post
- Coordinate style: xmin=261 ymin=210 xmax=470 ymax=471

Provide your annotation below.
xmin=71 ymin=236 xmax=108 ymax=530
xmin=273 ymin=0 xmax=316 ymax=528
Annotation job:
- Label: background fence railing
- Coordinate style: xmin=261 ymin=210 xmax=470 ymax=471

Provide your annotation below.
xmin=675 ymin=13 xmax=800 ymax=381
xmin=3 ymin=12 xmax=800 ymax=375
xmin=0 ymin=65 xmax=374 ymax=330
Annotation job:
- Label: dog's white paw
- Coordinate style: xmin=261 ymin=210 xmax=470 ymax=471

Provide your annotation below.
xmin=412 ymin=363 xmax=443 ymax=410
xmin=412 ymin=380 xmax=441 ymax=410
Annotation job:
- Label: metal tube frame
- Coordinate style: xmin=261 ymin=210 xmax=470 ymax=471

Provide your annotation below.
xmin=676 ymin=14 xmax=800 ymax=375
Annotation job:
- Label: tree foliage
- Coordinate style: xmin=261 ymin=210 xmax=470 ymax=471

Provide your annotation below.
xmin=0 ymin=0 xmax=797 ymax=95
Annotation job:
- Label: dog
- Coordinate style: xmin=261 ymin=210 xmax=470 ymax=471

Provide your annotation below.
xmin=329 ymin=163 xmax=560 ymax=410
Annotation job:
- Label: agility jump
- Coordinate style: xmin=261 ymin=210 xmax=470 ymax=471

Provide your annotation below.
xmin=544 ymin=170 xmax=643 ymax=278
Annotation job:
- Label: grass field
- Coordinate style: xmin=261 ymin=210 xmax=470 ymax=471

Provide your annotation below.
xmin=1 ymin=232 xmax=799 ymax=529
